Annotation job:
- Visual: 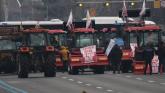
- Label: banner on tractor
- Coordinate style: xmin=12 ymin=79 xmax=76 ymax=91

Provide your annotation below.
xmin=80 ymin=45 xmax=96 ymax=63
xmin=105 ymin=39 xmax=115 ymax=56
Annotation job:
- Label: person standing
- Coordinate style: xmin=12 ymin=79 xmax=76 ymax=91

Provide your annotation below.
xmin=108 ymin=44 xmax=123 ymax=74
xmin=157 ymin=41 xmax=165 ymax=73
xmin=144 ymin=43 xmax=155 ymax=75
xmin=60 ymin=46 xmax=70 ymax=73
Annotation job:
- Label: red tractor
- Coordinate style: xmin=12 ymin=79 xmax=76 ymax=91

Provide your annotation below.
xmin=18 ymin=28 xmax=56 ymax=78
xmin=93 ymin=17 xmax=161 ymax=73
xmin=0 ymin=27 xmax=19 ymax=73
xmin=67 ymin=26 xmax=108 ymax=75
xmin=108 ymin=24 xmax=161 ymax=73
xmin=47 ymin=29 xmax=67 ymax=70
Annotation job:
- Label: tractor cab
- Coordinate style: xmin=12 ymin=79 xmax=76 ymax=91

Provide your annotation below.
xmin=47 ymin=29 xmax=67 ymax=69
xmin=67 ymin=22 xmax=108 ymax=75
xmin=122 ymin=25 xmax=161 ymax=73
xmin=0 ymin=27 xmax=19 ymax=73
xmin=18 ymin=28 xmax=56 ymax=78
xmin=124 ymin=25 xmax=161 ymax=48
xmin=72 ymin=28 xmax=96 ymax=48
xmin=48 ymin=29 xmax=67 ymax=48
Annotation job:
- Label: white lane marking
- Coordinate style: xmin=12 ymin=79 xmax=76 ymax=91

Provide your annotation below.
xmin=116 ymin=74 xmax=121 ymax=76
xmin=160 ymin=83 xmax=165 ymax=85
xmin=62 ymin=77 xmax=67 ymax=79
xmin=136 ymin=78 xmax=143 ymax=80
xmin=106 ymin=89 xmax=113 ymax=92
xmin=85 ymin=84 xmax=92 ymax=86
xmin=77 ymin=81 xmax=83 ymax=84
xmin=125 ymin=75 xmax=132 ymax=78
xmin=96 ymin=87 xmax=103 ymax=89
xmin=7 ymin=81 xmax=21 ymax=84
xmin=68 ymin=79 xmax=74 ymax=81
xmin=148 ymin=80 xmax=155 ymax=83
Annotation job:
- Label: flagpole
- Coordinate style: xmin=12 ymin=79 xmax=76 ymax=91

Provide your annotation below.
xmin=139 ymin=0 xmax=146 ymax=26
xmin=16 ymin=0 xmax=23 ymax=30
xmin=122 ymin=0 xmax=128 ymax=28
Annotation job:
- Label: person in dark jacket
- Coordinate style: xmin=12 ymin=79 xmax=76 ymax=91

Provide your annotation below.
xmin=108 ymin=44 xmax=123 ymax=74
xmin=134 ymin=46 xmax=144 ymax=61
xmin=157 ymin=41 xmax=165 ymax=73
xmin=144 ymin=43 xmax=155 ymax=75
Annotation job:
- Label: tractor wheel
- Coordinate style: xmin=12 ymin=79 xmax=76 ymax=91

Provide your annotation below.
xmin=4 ymin=60 xmax=17 ymax=73
xmin=18 ymin=54 xmax=29 ymax=78
xmin=72 ymin=68 xmax=79 ymax=75
xmin=93 ymin=66 xmax=105 ymax=74
xmin=44 ymin=54 xmax=56 ymax=77
xmin=68 ymin=66 xmax=79 ymax=75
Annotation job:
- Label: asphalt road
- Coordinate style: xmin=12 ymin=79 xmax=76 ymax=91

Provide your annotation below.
xmin=0 ymin=72 xmax=165 ymax=93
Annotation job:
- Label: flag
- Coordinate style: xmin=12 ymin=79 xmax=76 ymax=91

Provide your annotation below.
xmin=122 ymin=0 xmax=128 ymax=18
xmin=66 ymin=11 xmax=73 ymax=30
xmin=16 ymin=0 xmax=22 ymax=8
xmin=35 ymin=21 xmax=40 ymax=28
xmin=139 ymin=0 xmax=146 ymax=16
xmin=86 ymin=10 xmax=92 ymax=29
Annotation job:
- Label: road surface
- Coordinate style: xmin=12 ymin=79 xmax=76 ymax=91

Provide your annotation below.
xmin=0 ymin=72 xmax=165 ymax=93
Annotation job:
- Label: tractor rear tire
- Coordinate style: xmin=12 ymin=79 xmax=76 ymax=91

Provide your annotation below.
xmin=18 ymin=54 xmax=29 ymax=78
xmin=68 ymin=66 xmax=79 ymax=75
xmin=93 ymin=66 xmax=105 ymax=74
xmin=44 ymin=54 xmax=56 ymax=77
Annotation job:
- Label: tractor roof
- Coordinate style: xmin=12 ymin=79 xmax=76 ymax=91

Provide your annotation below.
xmin=73 ymin=28 xmax=95 ymax=33
xmin=47 ymin=29 xmax=66 ymax=34
xmin=23 ymin=28 xmax=48 ymax=33
xmin=125 ymin=25 xmax=161 ymax=32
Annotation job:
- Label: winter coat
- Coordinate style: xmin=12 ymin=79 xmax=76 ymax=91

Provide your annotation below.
xmin=143 ymin=46 xmax=154 ymax=61
xmin=108 ymin=45 xmax=123 ymax=63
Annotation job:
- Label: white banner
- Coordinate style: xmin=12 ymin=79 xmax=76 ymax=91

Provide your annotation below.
xmin=152 ymin=55 xmax=159 ymax=73
xmin=130 ymin=43 xmax=137 ymax=57
xmin=80 ymin=45 xmax=96 ymax=63
xmin=105 ymin=39 xmax=115 ymax=56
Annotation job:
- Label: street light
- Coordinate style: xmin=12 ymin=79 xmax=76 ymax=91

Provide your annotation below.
xmin=105 ymin=2 xmax=110 ymax=7
xmin=79 ymin=3 xmax=83 ymax=7
xmin=131 ymin=2 xmax=135 ymax=6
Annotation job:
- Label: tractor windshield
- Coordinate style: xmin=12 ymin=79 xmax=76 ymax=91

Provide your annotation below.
xmin=129 ymin=32 xmax=143 ymax=46
xmin=75 ymin=33 xmax=94 ymax=47
xmin=143 ymin=32 xmax=159 ymax=46
xmin=96 ymin=32 xmax=117 ymax=48
xmin=50 ymin=34 xmax=67 ymax=47
xmin=0 ymin=39 xmax=16 ymax=50
xmin=30 ymin=33 xmax=46 ymax=46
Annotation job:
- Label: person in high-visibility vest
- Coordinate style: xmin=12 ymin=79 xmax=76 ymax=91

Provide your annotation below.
xmin=59 ymin=46 xmax=70 ymax=73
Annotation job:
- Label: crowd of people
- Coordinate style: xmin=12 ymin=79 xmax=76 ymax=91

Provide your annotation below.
xmin=107 ymin=40 xmax=165 ymax=75
xmin=133 ymin=41 xmax=165 ymax=75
